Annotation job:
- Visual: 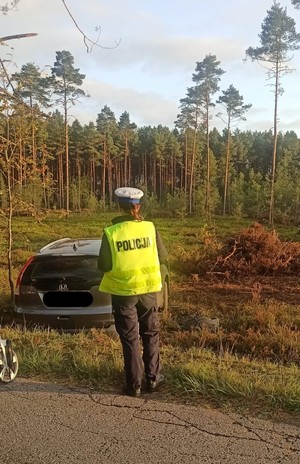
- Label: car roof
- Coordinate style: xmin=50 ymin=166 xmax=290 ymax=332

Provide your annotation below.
xmin=38 ymin=238 xmax=101 ymax=256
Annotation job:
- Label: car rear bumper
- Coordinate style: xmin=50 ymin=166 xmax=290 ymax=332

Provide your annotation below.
xmin=14 ymin=308 xmax=114 ymax=332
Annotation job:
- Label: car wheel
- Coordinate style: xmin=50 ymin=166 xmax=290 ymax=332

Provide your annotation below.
xmin=0 ymin=348 xmax=19 ymax=383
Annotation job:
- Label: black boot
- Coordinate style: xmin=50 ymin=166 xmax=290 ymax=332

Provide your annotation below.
xmin=146 ymin=374 xmax=165 ymax=393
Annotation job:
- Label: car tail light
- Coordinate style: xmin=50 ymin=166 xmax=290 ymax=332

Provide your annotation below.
xmin=15 ymin=256 xmax=35 ymax=295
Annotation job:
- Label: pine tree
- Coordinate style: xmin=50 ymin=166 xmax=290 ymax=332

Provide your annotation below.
xmin=96 ymin=105 xmax=118 ymax=208
xmin=291 ymin=0 xmax=300 ymax=8
xmin=246 ymin=1 xmax=300 ymax=227
xmin=51 ymin=50 xmax=86 ymax=215
xmin=12 ymin=63 xmax=51 ymax=201
xmin=176 ymin=84 xmax=207 ymax=213
xmin=192 ymin=54 xmax=225 ymax=218
xmin=217 ymin=85 xmax=251 ymax=215
xmin=118 ymin=111 xmax=137 ymax=186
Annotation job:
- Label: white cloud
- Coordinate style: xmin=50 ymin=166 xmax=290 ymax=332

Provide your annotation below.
xmin=69 ymin=79 xmax=178 ymax=127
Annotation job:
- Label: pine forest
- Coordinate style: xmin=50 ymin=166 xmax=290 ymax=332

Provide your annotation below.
xmin=1 ymin=2 xmax=300 ymax=225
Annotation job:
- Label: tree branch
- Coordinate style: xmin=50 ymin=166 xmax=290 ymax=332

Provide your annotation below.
xmin=61 ymin=0 xmax=121 ymax=53
xmin=0 ymin=32 xmax=37 ymax=43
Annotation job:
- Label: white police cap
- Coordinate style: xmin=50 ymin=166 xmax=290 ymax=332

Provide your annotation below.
xmin=115 ymin=187 xmax=144 ymax=204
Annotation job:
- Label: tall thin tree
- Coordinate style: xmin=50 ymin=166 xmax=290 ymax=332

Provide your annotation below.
xmin=246 ymin=1 xmax=300 ymax=226
xmin=118 ymin=111 xmax=137 ymax=186
xmin=217 ymin=85 xmax=251 ymax=214
xmin=96 ymin=105 xmax=118 ymax=208
xmin=192 ymin=54 xmax=225 ymax=218
xmin=51 ymin=50 xmax=86 ymax=215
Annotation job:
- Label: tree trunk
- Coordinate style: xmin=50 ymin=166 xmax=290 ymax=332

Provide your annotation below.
xmin=64 ymin=93 xmax=69 ymax=216
xmin=223 ymin=121 xmax=231 ymax=215
xmin=124 ymin=130 xmax=129 ymax=185
xmin=102 ymin=142 xmax=106 ymax=209
xmin=76 ymin=152 xmax=81 ymax=212
xmin=184 ymin=130 xmax=188 ymax=195
xmin=269 ymin=62 xmax=279 ymax=228
xmin=205 ymin=97 xmax=211 ymax=219
xmin=189 ymin=113 xmax=198 ymax=214
xmin=58 ymin=151 xmax=64 ymax=209
xmin=107 ymin=153 xmax=113 ymax=209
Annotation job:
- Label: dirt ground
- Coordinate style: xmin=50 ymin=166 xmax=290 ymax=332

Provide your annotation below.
xmin=170 ymin=274 xmax=300 ymax=315
xmin=203 ymin=275 xmax=300 ymax=305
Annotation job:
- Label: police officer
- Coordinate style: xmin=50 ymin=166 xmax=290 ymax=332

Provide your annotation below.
xmin=98 ymin=187 xmax=168 ymax=397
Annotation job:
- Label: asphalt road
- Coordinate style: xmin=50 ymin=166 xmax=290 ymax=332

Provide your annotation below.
xmin=1 ymin=378 xmax=300 ymax=464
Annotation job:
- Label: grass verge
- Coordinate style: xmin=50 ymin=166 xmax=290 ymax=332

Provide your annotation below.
xmin=2 ymin=326 xmax=300 ymax=417
xmin=2 ymin=213 xmax=300 ymax=419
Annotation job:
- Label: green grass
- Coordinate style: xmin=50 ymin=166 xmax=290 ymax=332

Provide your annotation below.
xmin=1 ymin=327 xmax=123 ymax=389
xmin=163 ymin=347 xmax=300 ymax=413
xmin=2 ymin=326 xmax=300 ymax=415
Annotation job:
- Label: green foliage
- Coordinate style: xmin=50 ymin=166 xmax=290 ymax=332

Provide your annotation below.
xmin=12 ymin=63 xmax=51 ymax=108
xmin=52 ymin=50 xmax=86 ymax=97
xmin=14 ymin=182 xmax=44 ymax=210
xmin=230 ymin=172 xmax=245 ymax=217
xmin=274 ymin=150 xmax=300 ymax=223
xmin=244 ymin=169 xmax=268 ymax=219
xmin=192 ymin=54 xmax=225 ymax=95
xmin=164 ymin=189 xmax=187 ymax=218
xmin=69 ymin=181 xmax=80 ymax=211
xmin=87 ymin=195 xmax=99 ymax=213
xmin=217 ymin=84 xmax=251 ymax=122
xmin=246 ymin=2 xmax=300 ymax=64
xmin=292 ymin=0 xmax=300 ymax=9
xmin=171 ymin=223 xmax=222 ymax=275
xmin=193 ymin=186 xmax=206 ymax=216
xmin=143 ymin=193 xmax=160 ymax=218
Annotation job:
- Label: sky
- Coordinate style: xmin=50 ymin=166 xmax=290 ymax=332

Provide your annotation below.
xmin=1 ymin=0 xmax=300 ymax=134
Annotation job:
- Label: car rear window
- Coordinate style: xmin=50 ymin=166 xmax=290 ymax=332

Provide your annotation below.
xmin=31 ymin=256 xmax=101 ymax=280
xmin=19 ymin=256 xmax=102 ymax=287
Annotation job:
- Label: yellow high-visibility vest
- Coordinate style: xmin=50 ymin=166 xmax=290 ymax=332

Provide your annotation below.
xmin=99 ymin=220 xmax=162 ymax=295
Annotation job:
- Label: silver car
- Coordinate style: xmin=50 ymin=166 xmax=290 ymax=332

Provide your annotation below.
xmin=14 ymin=238 xmax=169 ymax=332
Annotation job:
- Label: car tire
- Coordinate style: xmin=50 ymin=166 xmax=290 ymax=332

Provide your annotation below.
xmin=0 ymin=348 xmax=19 ymax=383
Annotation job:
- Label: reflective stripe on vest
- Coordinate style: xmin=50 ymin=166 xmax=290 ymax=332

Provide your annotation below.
xmin=99 ymin=220 xmax=162 ymax=295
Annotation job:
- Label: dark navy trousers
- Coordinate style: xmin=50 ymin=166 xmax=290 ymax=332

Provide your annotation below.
xmin=112 ymin=293 xmax=161 ymax=390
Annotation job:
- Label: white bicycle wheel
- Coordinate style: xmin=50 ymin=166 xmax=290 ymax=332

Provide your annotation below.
xmin=0 ymin=348 xmax=19 ymax=383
